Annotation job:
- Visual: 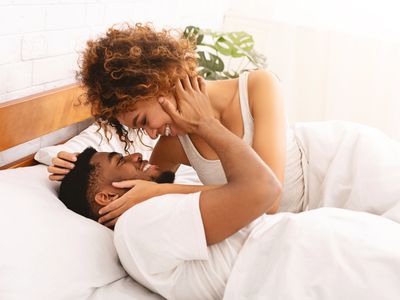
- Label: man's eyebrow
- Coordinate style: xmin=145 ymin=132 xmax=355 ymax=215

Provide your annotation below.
xmin=107 ymin=152 xmax=120 ymax=163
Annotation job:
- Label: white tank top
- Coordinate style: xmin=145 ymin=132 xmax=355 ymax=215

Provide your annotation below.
xmin=178 ymin=72 xmax=305 ymax=212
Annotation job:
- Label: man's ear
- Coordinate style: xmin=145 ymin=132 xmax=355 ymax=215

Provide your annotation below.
xmin=94 ymin=191 xmax=120 ymax=206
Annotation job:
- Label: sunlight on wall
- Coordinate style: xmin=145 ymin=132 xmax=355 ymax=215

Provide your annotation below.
xmin=226 ymin=0 xmax=400 ymax=140
xmin=229 ymin=0 xmax=400 ymax=42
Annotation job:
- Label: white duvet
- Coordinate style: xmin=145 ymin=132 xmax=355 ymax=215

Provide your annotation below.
xmin=295 ymin=121 xmax=400 ymax=221
xmin=224 ymin=208 xmax=400 ymax=300
xmin=223 ymin=121 xmax=400 ymax=299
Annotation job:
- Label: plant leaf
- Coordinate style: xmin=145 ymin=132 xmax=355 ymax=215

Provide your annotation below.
xmin=186 ymin=25 xmax=267 ymax=79
xmin=183 ymin=26 xmax=204 ymax=45
xmin=214 ymin=32 xmax=255 ymax=58
xmin=228 ymin=32 xmax=254 ymax=52
xmin=197 ymin=51 xmax=225 ymax=72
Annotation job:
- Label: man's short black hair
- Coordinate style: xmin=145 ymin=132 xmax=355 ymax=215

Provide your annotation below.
xmin=59 ymin=147 xmax=99 ymax=220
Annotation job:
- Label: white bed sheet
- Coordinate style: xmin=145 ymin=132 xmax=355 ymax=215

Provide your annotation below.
xmin=224 ymin=208 xmax=400 ymax=300
xmin=295 ymin=121 xmax=400 ymax=221
xmin=89 ymin=276 xmax=164 ymax=300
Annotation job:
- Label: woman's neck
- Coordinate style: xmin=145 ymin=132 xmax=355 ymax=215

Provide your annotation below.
xmin=206 ymin=78 xmax=239 ymax=122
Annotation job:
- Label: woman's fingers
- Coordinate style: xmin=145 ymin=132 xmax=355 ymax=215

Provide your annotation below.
xmin=104 ymin=218 xmax=118 ymax=228
xmin=58 ymin=151 xmax=77 ymax=162
xmin=112 ymin=180 xmax=138 ymax=189
xmin=98 ymin=208 xmax=122 ymax=223
xmin=47 ymin=165 xmax=71 ymax=175
xmin=98 ymin=198 xmax=125 ymax=215
xmin=48 ymin=151 xmax=78 ymax=181
xmin=48 ymin=165 xmax=70 ymax=181
xmin=51 ymin=157 xmax=75 ymax=169
xmin=48 ymin=174 xmax=66 ymax=181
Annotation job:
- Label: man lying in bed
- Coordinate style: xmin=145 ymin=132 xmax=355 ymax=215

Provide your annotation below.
xmin=58 ymin=97 xmax=400 ymax=300
xmin=59 ymin=93 xmax=281 ymax=300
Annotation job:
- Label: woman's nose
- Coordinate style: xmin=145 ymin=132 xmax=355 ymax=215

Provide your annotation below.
xmin=145 ymin=127 xmax=159 ymax=139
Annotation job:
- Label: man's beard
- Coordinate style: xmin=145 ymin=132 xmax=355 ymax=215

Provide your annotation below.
xmin=154 ymin=171 xmax=175 ymax=183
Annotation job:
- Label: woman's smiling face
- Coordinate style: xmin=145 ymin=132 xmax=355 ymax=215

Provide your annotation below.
xmin=117 ymin=97 xmax=182 ymax=139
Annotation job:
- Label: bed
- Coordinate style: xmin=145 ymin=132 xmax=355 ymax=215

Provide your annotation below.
xmin=0 ymin=85 xmax=173 ymax=299
xmin=3 ymin=85 xmax=400 ymax=300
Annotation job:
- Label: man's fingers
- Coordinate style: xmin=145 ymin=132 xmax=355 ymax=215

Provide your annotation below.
xmin=175 ymin=79 xmax=185 ymax=98
xmin=190 ymin=76 xmax=199 ymax=91
xmin=182 ymin=75 xmax=192 ymax=91
xmin=159 ymin=98 xmax=181 ymax=120
xmin=112 ymin=180 xmax=138 ymax=189
xmin=198 ymin=76 xmax=207 ymax=94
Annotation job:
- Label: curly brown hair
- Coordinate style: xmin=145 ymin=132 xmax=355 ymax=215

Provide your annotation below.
xmin=77 ymin=23 xmax=198 ymax=151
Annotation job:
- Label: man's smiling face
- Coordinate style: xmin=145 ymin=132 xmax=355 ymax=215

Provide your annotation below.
xmin=90 ymin=152 xmax=162 ymax=188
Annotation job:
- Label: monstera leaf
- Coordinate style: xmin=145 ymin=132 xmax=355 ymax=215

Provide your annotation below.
xmin=183 ymin=26 xmax=204 ymax=46
xmin=183 ymin=26 xmax=267 ymax=80
xmin=214 ymin=32 xmax=254 ymax=57
xmin=197 ymin=51 xmax=226 ymax=80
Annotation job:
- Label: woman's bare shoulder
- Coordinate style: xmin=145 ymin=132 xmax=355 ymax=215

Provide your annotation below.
xmin=247 ymin=69 xmax=282 ymax=106
xmin=248 ymin=69 xmax=280 ymax=91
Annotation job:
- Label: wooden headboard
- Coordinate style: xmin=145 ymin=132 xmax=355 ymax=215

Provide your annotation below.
xmin=0 ymin=84 xmax=92 ymax=169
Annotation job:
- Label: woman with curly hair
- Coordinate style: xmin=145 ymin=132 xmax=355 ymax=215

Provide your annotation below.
xmin=49 ymin=23 xmax=305 ymax=226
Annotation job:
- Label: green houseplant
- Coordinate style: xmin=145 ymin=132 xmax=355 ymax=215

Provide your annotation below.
xmin=183 ymin=26 xmax=267 ymax=80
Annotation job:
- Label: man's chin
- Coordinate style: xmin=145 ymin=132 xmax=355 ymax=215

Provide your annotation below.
xmin=154 ymin=171 xmax=175 ymax=183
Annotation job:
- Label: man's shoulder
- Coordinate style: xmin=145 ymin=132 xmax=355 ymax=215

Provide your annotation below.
xmin=118 ymin=192 xmax=201 ymax=225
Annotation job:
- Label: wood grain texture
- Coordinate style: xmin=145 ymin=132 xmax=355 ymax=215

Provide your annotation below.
xmin=0 ymin=84 xmax=92 ymax=152
xmin=0 ymin=154 xmax=38 ymax=170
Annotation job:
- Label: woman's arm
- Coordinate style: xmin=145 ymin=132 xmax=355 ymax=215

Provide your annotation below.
xmin=98 ymin=181 xmax=220 ymax=226
xmin=149 ymin=135 xmax=190 ymax=172
xmin=248 ymin=70 xmax=286 ymax=213
xmin=156 ymin=183 xmax=220 ymax=195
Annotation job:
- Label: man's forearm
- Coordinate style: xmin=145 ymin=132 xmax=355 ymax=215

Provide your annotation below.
xmin=156 ymin=183 xmax=220 ymax=196
xmin=194 ymin=117 xmax=281 ymax=245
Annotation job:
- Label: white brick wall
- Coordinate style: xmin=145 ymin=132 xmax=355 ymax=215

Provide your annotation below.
xmin=0 ymin=0 xmax=231 ymax=166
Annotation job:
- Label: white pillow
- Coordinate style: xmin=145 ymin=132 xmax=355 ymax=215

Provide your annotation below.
xmin=34 ymin=123 xmax=156 ymax=165
xmin=0 ymin=165 xmax=128 ymax=300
